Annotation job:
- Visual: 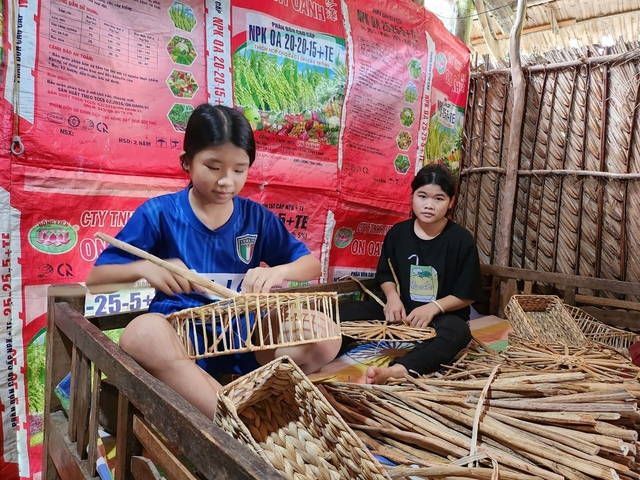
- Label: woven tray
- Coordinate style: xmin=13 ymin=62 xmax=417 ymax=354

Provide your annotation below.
xmin=504 ymin=295 xmax=589 ymax=347
xmin=214 ymin=356 xmax=391 ymax=480
xmin=340 ymin=320 xmax=436 ymax=342
xmin=566 ymin=304 xmax=640 ymax=356
xmin=168 ymin=292 xmax=340 ymax=359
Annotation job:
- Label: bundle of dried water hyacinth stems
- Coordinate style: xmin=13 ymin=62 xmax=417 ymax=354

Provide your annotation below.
xmin=319 ymin=341 xmax=640 ymax=480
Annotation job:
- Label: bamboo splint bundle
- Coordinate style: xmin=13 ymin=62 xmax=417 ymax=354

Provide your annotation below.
xmin=321 ymin=355 xmax=640 ymax=480
xmin=96 ymin=233 xmax=340 ymax=359
xmin=215 ymin=356 xmax=391 ymax=480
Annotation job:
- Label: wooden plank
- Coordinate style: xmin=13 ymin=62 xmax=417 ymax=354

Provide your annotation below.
xmin=564 ymin=287 xmax=577 ymax=306
xmin=523 ymin=281 xmax=533 ymax=295
xmin=75 ymin=352 xmax=91 ymax=460
xmin=285 ymin=278 xmax=374 ymax=295
xmin=88 ymin=312 xmax=137 ymax=331
xmin=68 ymin=347 xmax=79 ymax=443
xmin=490 ymin=276 xmax=502 ymax=316
xmin=580 ymin=307 xmax=640 ymax=331
xmin=115 ymin=392 xmax=135 ymax=480
xmin=480 ymin=264 xmax=640 ymax=297
xmin=133 ymin=415 xmax=198 ymax=480
xmin=575 ymin=294 xmax=640 ymax=312
xmin=131 ymin=457 xmax=164 ymax=480
xmin=470 ymin=18 xmax=577 ymax=44
xmin=44 ymin=288 xmax=74 ymax=480
xmin=49 ymin=411 xmax=94 ymax=480
xmin=53 ymin=302 xmax=283 ymax=479
xmin=473 ymin=49 xmax=640 ymax=77
xmin=87 ymin=367 xmax=101 ymax=477
xmin=501 ymin=278 xmax=518 ymax=317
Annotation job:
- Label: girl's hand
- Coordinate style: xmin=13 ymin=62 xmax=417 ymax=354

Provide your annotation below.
xmin=242 ymin=266 xmax=286 ymax=294
xmin=384 ymin=296 xmax=406 ymax=323
xmin=406 ymin=303 xmax=440 ymax=329
xmin=137 ymin=259 xmax=194 ymax=296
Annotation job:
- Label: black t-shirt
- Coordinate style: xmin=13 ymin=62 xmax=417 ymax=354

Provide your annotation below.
xmin=376 ymin=219 xmax=484 ymax=320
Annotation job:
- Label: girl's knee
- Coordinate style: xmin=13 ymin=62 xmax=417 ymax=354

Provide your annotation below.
xmin=119 ymin=314 xmax=170 ymax=357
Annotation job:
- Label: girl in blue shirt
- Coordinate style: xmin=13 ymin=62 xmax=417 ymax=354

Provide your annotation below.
xmin=86 ymin=104 xmax=340 ymax=419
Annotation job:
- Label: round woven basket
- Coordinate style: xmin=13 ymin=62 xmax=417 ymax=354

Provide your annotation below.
xmin=215 ymin=356 xmax=391 ymax=480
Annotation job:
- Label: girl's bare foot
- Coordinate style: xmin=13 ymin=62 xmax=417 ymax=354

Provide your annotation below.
xmin=365 ymin=364 xmax=408 ymax=384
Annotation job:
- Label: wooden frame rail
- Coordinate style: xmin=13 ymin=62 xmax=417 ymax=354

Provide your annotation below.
xmin=44 ymin=284 xmax=284 ymax=480
xmin=482 ymin=265 xmax=640 ymax=328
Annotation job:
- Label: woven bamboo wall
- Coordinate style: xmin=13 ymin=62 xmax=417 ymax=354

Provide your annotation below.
xmin=455 ymin=41 xmax=640 ymax=301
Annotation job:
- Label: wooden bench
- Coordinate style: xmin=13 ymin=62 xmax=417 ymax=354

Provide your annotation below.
xmin=43 ymin=279 xmax=374 ymax=480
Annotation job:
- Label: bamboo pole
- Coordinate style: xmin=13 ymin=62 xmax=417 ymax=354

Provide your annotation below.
xmin=619 ymin=62 xmax=640 ymax=289
xmin=471 ymin=50 xmax=640 ymax=77
xmin=519 ymin=72 xmax=549 ymax=269
xmin=594 ymin=51 xmax=610 ymax=293
xmin=532 ymin=70 xmax=559 ymax=272
xmin=494 ymin=0 xmax=527 ymax=268
xmin=460 ymin=167 xmax=640 ymax=179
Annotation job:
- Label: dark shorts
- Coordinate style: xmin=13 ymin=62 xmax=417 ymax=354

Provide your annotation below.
xmin=188 ymin=313 xmax=262 ymax=376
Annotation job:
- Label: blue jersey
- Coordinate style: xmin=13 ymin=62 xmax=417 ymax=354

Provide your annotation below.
xmin=95 ymin=187 xmax=310 ymax=315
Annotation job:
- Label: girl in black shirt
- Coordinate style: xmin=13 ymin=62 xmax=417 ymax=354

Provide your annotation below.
xmin=341 ymin=164 xmax=484 ymax=384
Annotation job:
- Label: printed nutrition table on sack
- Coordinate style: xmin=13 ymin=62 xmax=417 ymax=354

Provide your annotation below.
xmin=49 ymin=2 xmax=158 ymax=68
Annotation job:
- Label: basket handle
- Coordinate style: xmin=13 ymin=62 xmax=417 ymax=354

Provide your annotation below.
xmin=95 ymin=233 xmax=239 ymax=298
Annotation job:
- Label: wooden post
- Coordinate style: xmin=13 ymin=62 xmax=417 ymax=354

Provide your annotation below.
xmin=474 ymin=0 xmax=505 ymax=63
xmin=43 ymin=284 xmax=86 ymax=480
xmin=551 ymin=68 xmax=580 ymax=273
xmin=533 ymin=70 xmax=559 ymax=272
xmin=593 ymin=48 xmax=610 ymax=295
xmin=115 ymin=392 xmax=136 ymax=480
xmin=520 ymin=71 xmax=549 ymax=269
xmin=618 ymin=62 xmax=640 ymax=289
xmin=454 ymin=0 xmax=475 ymax=46
xmin=495 ymin=0 xmax=527 ymax=268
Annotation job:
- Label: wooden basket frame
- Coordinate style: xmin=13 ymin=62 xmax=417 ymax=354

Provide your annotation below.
xmin=504 ymin=295 xmax=589 ymax=346
xmin=214 ymin=356 xmax=391 ymax=480
xmin=168 ymin=292 xmax=340 ymax=359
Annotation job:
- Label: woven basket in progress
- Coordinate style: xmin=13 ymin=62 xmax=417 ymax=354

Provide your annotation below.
xmin=168 ymin=292 xmax=341 ymax=359
xmin=341 ymin=320 xmax=436 ymax=342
